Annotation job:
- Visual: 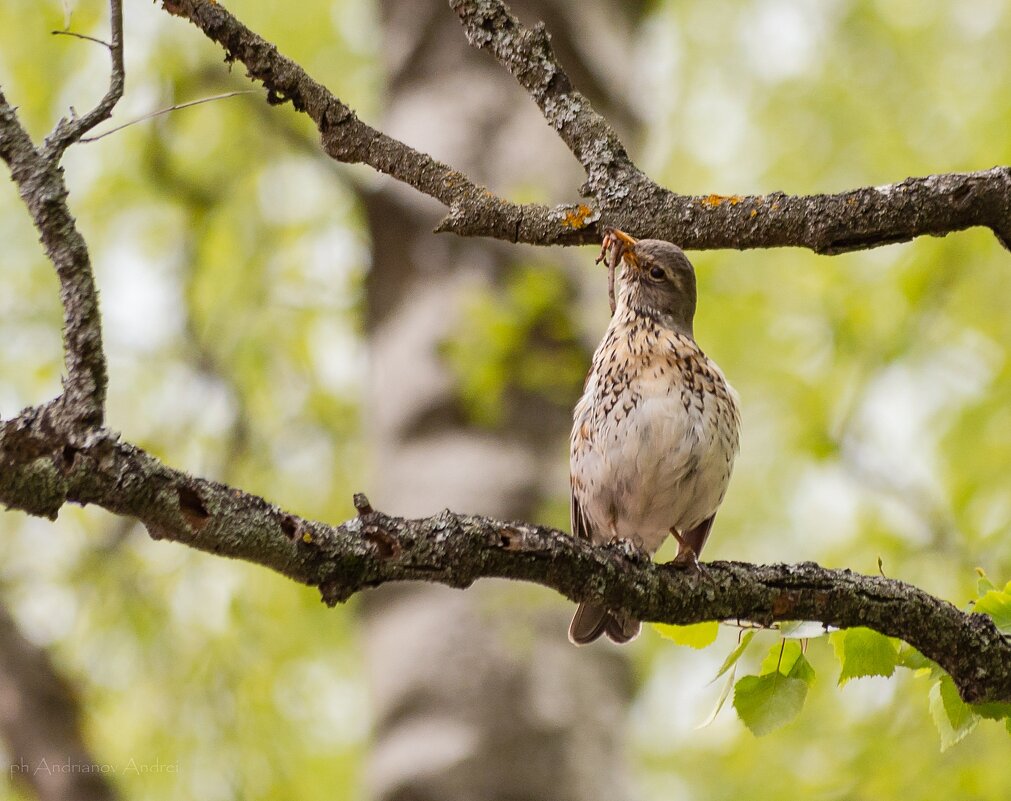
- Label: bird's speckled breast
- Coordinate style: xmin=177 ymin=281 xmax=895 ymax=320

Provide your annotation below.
xmin=570 ymin=305 xmax=740 ymax=553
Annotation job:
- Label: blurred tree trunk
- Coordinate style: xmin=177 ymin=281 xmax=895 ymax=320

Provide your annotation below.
xmin=360 ymin=2 xmax=643 ymax=800
xmin=0 ymin=603 xmax=119 ymax=801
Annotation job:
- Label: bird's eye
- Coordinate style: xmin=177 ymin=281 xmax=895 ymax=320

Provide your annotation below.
xmin=649 ymin=266 xmax=665 ymax=280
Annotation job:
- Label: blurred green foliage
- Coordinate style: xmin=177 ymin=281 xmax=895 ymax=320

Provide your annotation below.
xmin=441 ymin=263 xmax=586 ymax=427
xmin=2 ymin=0 xmax=1011 ymax=800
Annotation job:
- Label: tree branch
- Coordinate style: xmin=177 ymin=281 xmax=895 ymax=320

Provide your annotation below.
xmin=159 ymin=0 xmax=593 ymax=245
xmin=0 ymin=0 xmax=123 ymax=427
xmin=0 ymin=91 xmax=108 ymax=426
xmin=0 ymin=413 xmax=1008 ymax=705
xmin=44 ymin=0 xmax=125 ymax=159
xmin=159 ymin=0 xmax=1010 ymax=253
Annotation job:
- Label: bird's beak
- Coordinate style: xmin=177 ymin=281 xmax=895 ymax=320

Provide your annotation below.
xmin=604 ymin=227 xmax=639 ymax=268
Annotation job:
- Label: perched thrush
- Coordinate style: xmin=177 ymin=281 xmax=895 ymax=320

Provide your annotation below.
xmin=568 ymin=229 xmax=740 ymax=645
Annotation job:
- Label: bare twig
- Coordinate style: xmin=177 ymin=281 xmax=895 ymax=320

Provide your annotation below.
xmin=159 ymin=0 xmax=594 ymax=245
xmin=0 ymin=1 xmax=125 ymax=425
xmin=450 ymin=0 xmax=648 ymax=205
xmin=449 ymin=0 xmax=1011 ymax=253
xmin=51 ymin=29 xmax=113 ymax=50
xmin=44 ymin=0 xmax=125 ymax=159
xmin=80 ymin=90 xmax=255 ymax=143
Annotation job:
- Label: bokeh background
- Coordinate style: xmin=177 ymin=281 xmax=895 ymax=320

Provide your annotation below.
xmin=1 ymin=1 xmax=1010 ymax=799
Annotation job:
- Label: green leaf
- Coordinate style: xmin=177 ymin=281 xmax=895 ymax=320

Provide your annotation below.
xmin=733 ymin=641 xmax=815 ymax=736
xmin=698 ymin=665 xmax=737 ymax=729
xmin=788 ymin=651 xmax=817 ymax=685
xmin=896 ymin=644 xmax=933 ymax=672
xmin=972 ymin=589 xmax=1011 ymax=635
xmin=929 ymin=675 xmax=980 ymax=751
xmin=653 ymin=621 xmax=719 ymax=649
xmin=712 ymin=630 xmax=756 ymax=681
xmin=760 ymin=640 xmax=795 ymax=675
xmin=733 ymin=672 xmax=809 ymax=736
xmin=759 ymin=640 xmax=815 ymax=683
xmin=970 ymin=701 xmax=1011 ymax=722
xmin=975 ymin=567 xmax=997 ymax=595
xmin=831 ymin=627 xmax=900 ymax=684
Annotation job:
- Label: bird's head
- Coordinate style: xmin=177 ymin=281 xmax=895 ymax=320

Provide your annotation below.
xmin=604 ymin=228 xmax=697 ymax=337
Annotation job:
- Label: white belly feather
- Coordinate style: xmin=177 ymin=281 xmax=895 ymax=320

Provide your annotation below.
xmin=570 ymin=322 xmax=740 ymax=555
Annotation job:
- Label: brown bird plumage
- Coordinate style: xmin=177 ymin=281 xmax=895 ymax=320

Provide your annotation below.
xmin=568 ymin=229 xmax=740 ymax=645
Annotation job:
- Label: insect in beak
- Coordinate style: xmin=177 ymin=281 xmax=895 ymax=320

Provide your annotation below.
xmin=596 ymin=227 xmax=640 ymax=315
xmin=602 ymin=227 xmax=639 ymax=268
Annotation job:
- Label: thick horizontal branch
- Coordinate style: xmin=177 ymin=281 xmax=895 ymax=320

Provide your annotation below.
xmin=1 ymin=405 xmax=1008 ymax=705
xmin=451 ymin=0 xmax=1011 ymax=253
xmin=160 ymin=0 xmax=1011 ymax=253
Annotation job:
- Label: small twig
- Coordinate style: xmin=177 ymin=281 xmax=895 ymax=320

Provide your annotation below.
xmin=52 ymin=29 xmax=113 ymax=49
xmin=80 ymin=91 xmax=255 ymax=143
xmin=43 ymin=0 xmax=125 ymax=159
xmin=353 ymin=493 xmax=374 ymax=516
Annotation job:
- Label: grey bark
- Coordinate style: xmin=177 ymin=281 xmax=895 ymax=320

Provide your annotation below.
xmin=358 ymin=2 xmax=638 ymax=799
xmin=160 ymin=0 xmax=1011 ymax=253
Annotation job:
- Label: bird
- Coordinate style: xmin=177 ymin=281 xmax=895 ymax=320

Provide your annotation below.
xmin=568 ymin=228 xmax=740 ymax=645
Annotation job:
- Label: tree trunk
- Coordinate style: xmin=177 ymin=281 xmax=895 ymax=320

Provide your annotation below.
xmin=360 ymin=2 xmax=643 ymax=800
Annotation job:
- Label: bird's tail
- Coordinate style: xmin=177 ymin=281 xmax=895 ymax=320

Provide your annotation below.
xmin=568 ymin=602 xmax=641 ymax=645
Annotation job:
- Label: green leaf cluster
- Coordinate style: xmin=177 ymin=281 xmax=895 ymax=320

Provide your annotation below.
xmin=653 ymin=588 xmax=1011 ymax=747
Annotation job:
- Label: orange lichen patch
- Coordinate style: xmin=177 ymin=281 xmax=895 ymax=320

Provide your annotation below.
xmin=561 ymin=204 xmax=592 ymax=229
xmin=750 ymin=209 xmax=758 ymax=218
xmin=699 ymin=194 xmax=745 ymax=208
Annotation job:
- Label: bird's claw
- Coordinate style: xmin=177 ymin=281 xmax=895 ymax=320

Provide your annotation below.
xmin=670 ymin=544 xmax=702 ymax=571
xmin=668 ymin=533 xmax=714 ymax=585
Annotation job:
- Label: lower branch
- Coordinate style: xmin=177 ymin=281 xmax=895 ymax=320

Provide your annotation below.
xmin=1 ymin=404 xmax=1008 ymax=704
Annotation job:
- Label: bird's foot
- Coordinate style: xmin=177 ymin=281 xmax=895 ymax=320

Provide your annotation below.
xmin=670 ymin=545 xmax=702 ymax=572
xmin=667 ymin=532 xmax=713 ymax=583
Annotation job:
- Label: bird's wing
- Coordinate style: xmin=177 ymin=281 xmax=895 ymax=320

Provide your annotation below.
xmin=570 ymin=479 xmax=594 ymax=542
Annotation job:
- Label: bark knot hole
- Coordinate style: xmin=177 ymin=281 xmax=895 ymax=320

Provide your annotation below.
xmin=177 ymin=485 xmax=210 ymax=532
